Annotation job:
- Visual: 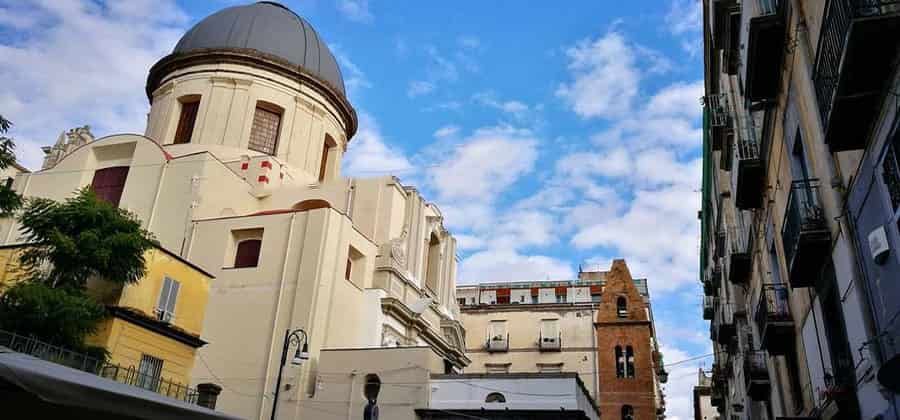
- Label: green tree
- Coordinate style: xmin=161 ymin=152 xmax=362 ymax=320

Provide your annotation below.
xmin=18 ymin=187 xmax=156 ymax=290
xmin=0 ymin=282 xmax=106 ymax=350
xmin=0 ymin=114 xmax=23 ymax=215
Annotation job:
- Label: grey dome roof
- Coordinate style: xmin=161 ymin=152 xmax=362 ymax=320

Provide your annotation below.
xmin=174 ymin=1 xmax=345 ymax=95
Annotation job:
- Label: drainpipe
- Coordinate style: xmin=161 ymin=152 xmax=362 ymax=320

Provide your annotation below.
xmin=258 ymin=212 xmax=298 ymax=420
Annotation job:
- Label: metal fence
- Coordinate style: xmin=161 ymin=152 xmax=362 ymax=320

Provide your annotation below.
xmin=782 ymin=179 xmax=827 ymax=266
xmin=0 ymin=329 xmax=199 ymax=404
xmin=755 ymin=283 xmax=792 ymax=332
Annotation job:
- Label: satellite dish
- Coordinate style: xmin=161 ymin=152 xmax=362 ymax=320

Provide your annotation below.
xmin=408 ymin=297 xmax=433 ymax=315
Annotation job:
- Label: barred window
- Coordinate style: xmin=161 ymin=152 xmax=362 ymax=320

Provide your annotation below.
xmin=249 ymin=103 xmax=282 ymax=155
xmin=884 ymin=142 xmax=900 ymax=212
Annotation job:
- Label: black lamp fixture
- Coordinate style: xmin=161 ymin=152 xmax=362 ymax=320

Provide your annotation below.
xmin=270 ymin=328 xmax=309 ymax=420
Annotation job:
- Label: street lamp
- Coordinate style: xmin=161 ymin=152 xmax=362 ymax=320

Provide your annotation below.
xmin=270 ymin=328 xmax=309 ymax=420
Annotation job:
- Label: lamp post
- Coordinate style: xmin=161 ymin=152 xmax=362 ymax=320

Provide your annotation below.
xmin=270 ymin=328 xmax=309 ymax=420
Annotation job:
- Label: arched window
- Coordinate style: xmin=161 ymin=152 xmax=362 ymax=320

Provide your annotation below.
xmin=615 ymin=346 xmax=625 ymax=378
xmin=234 ymin=239 xmax=262 ymax=268
xmin=292 ymin=199 xmax=331 ymax=211
xmin=621 ymin=404 xmax=634 ymax=420
xmin=626 ymin=346 xmax=635 ymax=378
xmin=617 ymin=296 xmax=628 ymax=318
xmin=485 ymin=392 xmax=506 ymax=403
xmin=363 ymin=374 xmax=381 ymax=403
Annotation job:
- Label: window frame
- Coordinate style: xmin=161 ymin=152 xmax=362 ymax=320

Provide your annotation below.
xmin=91 ymin=166 xmax=130 ymax=206
xmin=137 ymin=354 xmax=164 ymax=391
xmin=233 ymin=239 xmax=262 ymax=268
xmin=173 ymin=97 xmax=200 ymax=144
xmin=155 ymin=277 xmax=180 ymax=323
xmin=248 ymin=101 xmax=283 ymax=155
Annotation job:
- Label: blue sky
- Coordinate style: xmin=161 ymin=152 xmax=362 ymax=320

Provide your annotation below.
xmin=0 ymin=1 xmax=708 ymax=418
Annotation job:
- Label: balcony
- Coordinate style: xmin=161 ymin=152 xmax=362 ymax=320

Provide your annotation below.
xmin=727 ymin=226 xmax=752 ymax=284
xmin=714 ymin=302 xmax=736 ymax=345
xmin=744 ymin=350 xmax=771 ymax=401
xmin=705 ymin=94 xmax=734 ymax=151
xmin=486 ymin=333 xmax=509 ymax=353
xmin=746 ymin=0 xmax=786 ymax=102
xmin=735 ymin=113 xmax=765 ymax=209
xmin=538 ymin=332 xmax=561 ymax=352
xmin=755 ymin=283 xmax=794 ymax=355
xmin=704 ymin=261 xmax=722 ymax=296
xmin=813 ymin=0 xmax=900 ymax=151
xmin=782 ymin=179 xmax=831 ymax=288
xmin=703 ymin=296 xmax=716 ymax=320
xmin=712 ymin=0 xmax=739 ymax=50
xmin=723 ymin=7 xmax=743 ymax=75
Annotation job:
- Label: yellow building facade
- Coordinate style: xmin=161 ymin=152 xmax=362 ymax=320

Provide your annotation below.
xmin=0 ymin=245 xmax=214 ymax=386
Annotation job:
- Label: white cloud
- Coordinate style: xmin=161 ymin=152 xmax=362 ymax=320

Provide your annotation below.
xmin=343 ymin=113 xmax=414 ymax=177
xmin=645 ymin=80 xmax=704 ymax=119
xmin=458 ymin=35 xmax=481 ymax=50
xmin=657 ymin=344 xmax=710 ymax=420
xmin=0 ymin=0 xmax=188 ymax=169
xmin=458 ymin=248 xmax=573 ymax=284
xmin=428 ymin=126 xmax=538 ymax=200
xmin=337 ymin=0 xmax=373 ymax=23
xmin=433 ymin=125 xmax=460 ymax=139
xmin=556 ymin=32 xmax=639 ymax=119
xmin=473 ymin=91 xmax=530 ymax=119
xmin=407 ymin=80 xmax=435 ymax=97
xmin=331 ymin=44 xmax=371 ymax=100
xmin=666 ymin=0 xmax=702 ymax=35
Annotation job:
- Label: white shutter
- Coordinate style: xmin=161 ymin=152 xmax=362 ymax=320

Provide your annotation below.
xmin=166 ymin=279 xmax=180 ymax=317
xmin=156 ymin=278 xmax=171 ymax=316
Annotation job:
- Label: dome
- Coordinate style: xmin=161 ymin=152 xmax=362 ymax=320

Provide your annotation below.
xmin=173 ymin=1 xmax=345 ymax=96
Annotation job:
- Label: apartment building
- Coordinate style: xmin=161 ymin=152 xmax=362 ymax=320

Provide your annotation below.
xmin=458 ymin=259 xmax=667 ymax=420
xmin=700 ymin=0 xmax=900 ymax=419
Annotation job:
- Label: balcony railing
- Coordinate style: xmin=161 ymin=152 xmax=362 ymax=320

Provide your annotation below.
xmin=782 ymin=179 xmax=830 ymax=288
xmin=746 ymin=0 xmax=786 ymax=101
xmin=715 ymin=302 xmax=736 ymax=345
xmin=727 ymin=225 xmax=753 ymax=284
xmin=703 ymin=296 xmax=716 ymax=320
xmin=735 ymin=111 xmax=765 ymax=209
xmin=755 ymin=283 xmax=794 ymax=355
xmin=486 ymin=333 xmax=509 ymax=352
xmin=705 ymin=94 xmax=734 ymax=151
xmin=813 ymin=0 xmax=900 ymax=150
xmin=744 ymin=350 xmax=771 ymax=401
xmin=538 ymin=332 xmax=561 ymax=351
xmin=0 ymin=330 xmax=200 ymax=404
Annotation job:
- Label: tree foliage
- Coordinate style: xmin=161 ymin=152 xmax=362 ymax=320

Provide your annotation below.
xmin=0 ymin=114 xmax=22 ymax=215
xmin=0 ymin=281 xmax=106 ymax=350
xmin=18 ymin=187 xmax=156 ymax=290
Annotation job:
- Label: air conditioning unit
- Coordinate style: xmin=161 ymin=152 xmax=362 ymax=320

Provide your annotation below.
xmin=869 ymin=226 xmax=890 ymax=264
xmin=156 ymin=309 xmax=173 ymax=324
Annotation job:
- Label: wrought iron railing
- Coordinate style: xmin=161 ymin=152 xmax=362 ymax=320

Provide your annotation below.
xmin=814 ymin=0 xmax=900 ymax=123
xmin=717 ymin=301 xmax=735 ymax=328
xmin=538 ymin=332 xmax=562 ymax=351
xmin=704 ymin=296 xmax=717 ymax=319
xmin=486 ymin=333 xmax=509 ymax=352
xmin=755 ymin=283 xmax=792 ymax=332
xmin=782 ymin=179 xmax=827 ymax=266
xmin=0 ymin=330 xmax=199 ymax=404
xmin=705 ymin=94 xmax=731 ymax=127
xmin=0 ymin=329 xmax=103 ymax=373
xmin=737 ymin=110 xmax=762 ymax=161
xmin=728 ymin=225 xmax=752 ymax=256
xmin=744 ymin=350 xmax=769 ymax=382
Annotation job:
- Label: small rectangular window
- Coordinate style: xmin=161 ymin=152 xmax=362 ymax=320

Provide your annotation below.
xmin=91 ymin=166 xmax=129 ymax=206
xmin=230 ymin=228 xmax=264 ymax=268
xmin=345 ymin=246 xmax=365 ymax=288
xmin=155 ymin=277 xmax=179 ymax=323
xmin=249 ymin=104 xmax=281 ymax=155
xmin=319 ymin=136 xmax=337 ymax=182
xmin=137 ymin=354 xmax=164 ymax=391
xmin=173 ymin=99 xmax=200 ymax=144
xmin=489 ymin=320 xmax=507 ymax=340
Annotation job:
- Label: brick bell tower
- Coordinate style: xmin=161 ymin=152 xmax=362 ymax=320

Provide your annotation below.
xmin=594 ymin=259 xmax=659 ymax=420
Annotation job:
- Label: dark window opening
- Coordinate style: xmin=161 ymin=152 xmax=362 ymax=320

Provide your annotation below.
xmin=617 ymin=296 xmax=628 ymax=318
xmin=91 ymin=166 xmax=129 ymax=206
xmin=621 ymin=405 xmax=634 ymax=420
xmin=234 ymin=239 xmax=262 ymax=268
xmin=345 ymin=258 xmax=353 ymax=282
xmin=626 ymin=346 xmax=635 ymax=378
xmin=173 ymin=98 xmax=200 ymax=144
xmin=616 ymin=346 xmax=625 ymax=378
xmin=319 ymin=134 xmax=337 ymax=182
xmin=485 ymin=392 xmax=506 ymax=403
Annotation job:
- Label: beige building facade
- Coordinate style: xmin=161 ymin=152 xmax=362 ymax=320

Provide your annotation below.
xmin=0 ymin=2 xmax=468 ymax=419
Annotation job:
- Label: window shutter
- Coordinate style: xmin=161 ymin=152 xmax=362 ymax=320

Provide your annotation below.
xmin=249 ymin=105 xmax=281 ymax=155
xmin=91 ymin=166 xmax=129 ymax=206
xmin=174 ymin=101 xmax=200 ymax=144
xmin=157 ymin=278 xmax=172 ymax=313
xmin=166 ymin=279 xmax=180 ymax=316
xmin=234 ymin=239 xmax=262 ymax=268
